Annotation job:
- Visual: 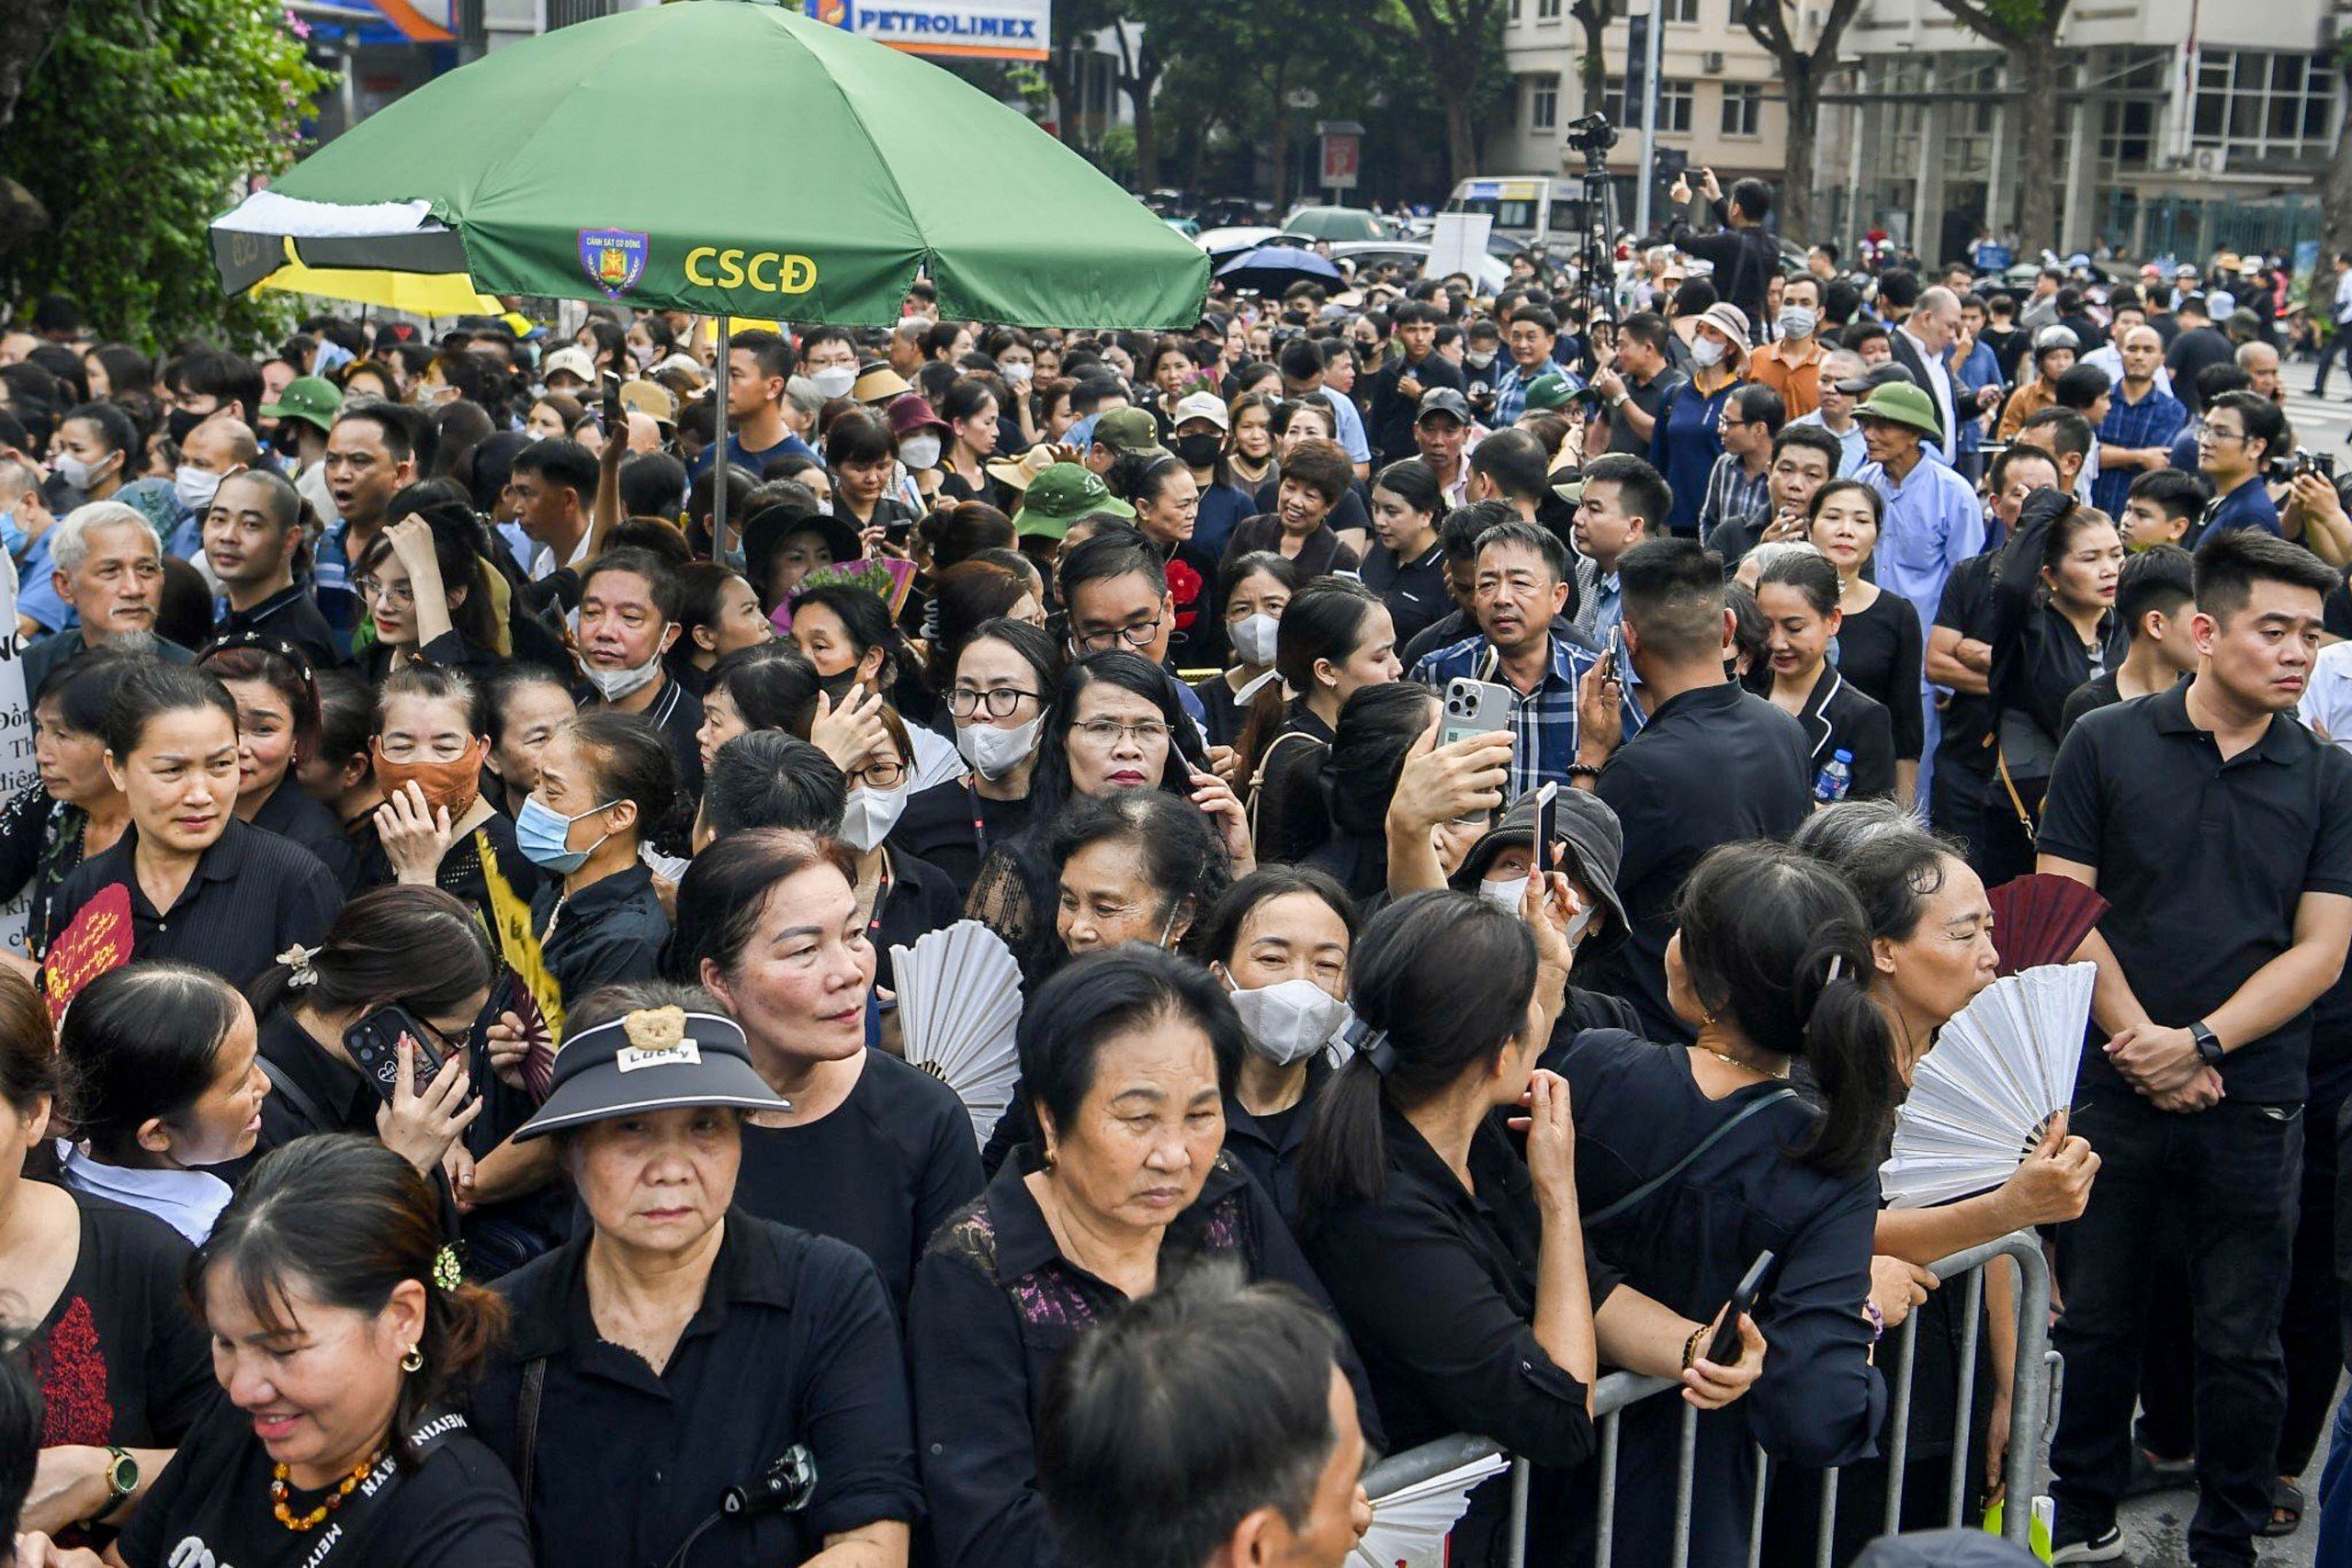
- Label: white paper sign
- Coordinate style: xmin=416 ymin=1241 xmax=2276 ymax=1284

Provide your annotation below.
xmin=0 ymin=551 xmax=38 ymax=956
xmin=1427 ymin=213 xmax=1494 ymax=284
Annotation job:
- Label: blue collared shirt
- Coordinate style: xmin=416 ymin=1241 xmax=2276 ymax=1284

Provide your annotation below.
xmin=1788 ymin=412 xmax=1868 ymax=476
xmin=1860 ymin=455 xmax=1985 ymax=639
xmin=1409 ymin=632 xmax=1600 ymax=797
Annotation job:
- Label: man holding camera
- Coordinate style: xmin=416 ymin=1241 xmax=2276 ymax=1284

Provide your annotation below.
xmin=2189 ymin=390 xmax=2286 ymax=545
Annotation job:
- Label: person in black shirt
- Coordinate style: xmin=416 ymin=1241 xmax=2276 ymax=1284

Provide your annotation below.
xmin=572 ymin=547 xmax=707 ymax=802
xmin=48 ymin=663 xmax=343 ymax=990
xmin=1562 ymin=843 xmax=1894 ymax=1568
xmin=1362 ymin=458 xmax=1450 ymax=649
xmin=910 ymin=946 xmax=1375 ymax=1568
xmin=201 ymin=468 xmax=341 ymax=670
xmin=107 ymin=1136 xmax=531 ymax=1568
xmin=672 ymin=829 xmax=982 ymax=1314
xmin=0 ymin=976 xmax=214 ymax=1544
xmin=1193 ymin=553 xmax=1298 ymax=752
xmin=1301 ymin=889 xmax=1754 ymax=1568
xmin=1366 ymin=302 xmax=1467 ymax=468
xmin=1976 ymin=489 xmax=2125 ymax=885
xmin=2058 ymin=543 xmax=2199 ymax=739
xmin=198 ymin=635 xmax=358 ymax=889
xmin=0 ymin=650 xmax=139 ymax=955
xmin=516 ymin=710 xmax=675 ymax=1010
xmin=353 ymin=504 xmax=507 ymax=684
xmin=1572 ymin=537 xmax=1813 ymax=1040
xmin=1196 ymin=866 xmax=1359 ymax=1222
xmin=1927 ymin=446 xmax=2062 ymax=861
xmin=1247 ymin=578 xmax=1402 ymax=865
xmin=1803 ymin=478 xmax=1927 ymax=795
xmin=2040 ymin=530 xmax=2352 ymax=1568
xmin=1659 ymin=171 xmax=1780 ymax=331
xmin=1747 ymin=549 xmax=1899 ymax=799
xmin=478 ymin=986 xmax=921 ymax=1568
xmin=894 ymin=619 xmax=1057 ymax=898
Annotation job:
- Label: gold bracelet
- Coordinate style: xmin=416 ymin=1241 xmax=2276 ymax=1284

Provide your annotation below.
xmin=1681 ymin=1325 xmax=1708 ymax=1371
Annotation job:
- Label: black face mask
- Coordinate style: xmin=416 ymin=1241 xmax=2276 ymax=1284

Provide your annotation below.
xmin=817 ymin=667 xmax=864 ymax=708
xmin=1173 ymin=434 xmax=1223 ymax=469
xmin=165 ymin=406 xmax=206 ymax=445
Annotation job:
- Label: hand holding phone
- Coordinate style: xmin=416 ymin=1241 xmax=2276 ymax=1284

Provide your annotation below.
xmin=1705 ymin=1251 xmax=1775 ymax=1365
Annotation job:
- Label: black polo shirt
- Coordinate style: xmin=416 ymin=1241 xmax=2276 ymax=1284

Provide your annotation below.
xmin=1361 ymin=537 xmax=1450 ymax=649
xmin=475 ymin=1213 xmax=921 ymax=1568
xmin=532 ymin=863 xmax=670 ymax=1010
xmin=1932 ymin=550 xmax=2001 ymax=777
xmin=1581 ymin=682 xmax=1812 ymax=1042
xmin=573 ymin=671 xmax=707 ymax=802
xmin=215 ymin=581 xmax=343 ymax=670
xmin=48 ymin=818 xmax=343 ymax=987
xmin=2041 ymin=681 xmax=2352 ymax=1100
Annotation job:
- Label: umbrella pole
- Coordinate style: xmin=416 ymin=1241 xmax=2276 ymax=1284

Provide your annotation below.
xmin=714 ymin=315 xmax=732 ymax=563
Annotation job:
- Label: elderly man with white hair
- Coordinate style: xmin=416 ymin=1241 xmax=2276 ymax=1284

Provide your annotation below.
xmin=21 ymin=500 xmax=192 ymax=696
xmin=1888 ymin=285 xmax=1963 ymax=465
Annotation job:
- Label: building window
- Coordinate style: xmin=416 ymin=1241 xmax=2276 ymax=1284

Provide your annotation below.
xmin=1657 ymin=79 xmax=1693 ymax=134
xmin=1662 ymin=0 xmax=1698 ymax=22
xmin=1537 ymin=0 xmax=1561 ymax=17
xmin=2192 ymin=48 xmax=2335 ymax=162
xmin=1720 ymin=82 xmax=1761 ymax=137
xmin=1531 ymin=73 xmax=1561 ymax=131
xmin=1509 ymin=0 xmax=1521 ymax=19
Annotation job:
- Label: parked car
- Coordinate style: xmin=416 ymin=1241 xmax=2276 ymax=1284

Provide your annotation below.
xmin=1196 ymin=225 xmax=1289 ymax=262
xmin=1281 ymin=206 xmax=1392 ymax=243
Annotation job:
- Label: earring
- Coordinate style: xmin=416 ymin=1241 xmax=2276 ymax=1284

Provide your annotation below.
xmin=401 ymin=1345 xmax=424 ymax=1373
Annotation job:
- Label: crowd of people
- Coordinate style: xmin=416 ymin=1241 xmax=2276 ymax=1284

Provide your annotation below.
xmin=0 ymin=172 xmax=2349 ymax=1568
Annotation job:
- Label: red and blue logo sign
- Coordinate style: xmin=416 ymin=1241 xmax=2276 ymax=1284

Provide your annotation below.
xmin=578 ymin=229 xmax=649 ymax=299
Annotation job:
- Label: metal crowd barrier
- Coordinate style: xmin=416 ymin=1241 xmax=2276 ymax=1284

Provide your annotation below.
xmin=1359 ymin=1232 xmax=2059 ymax=1568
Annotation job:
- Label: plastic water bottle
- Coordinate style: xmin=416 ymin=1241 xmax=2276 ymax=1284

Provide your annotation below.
xmin=1812 ymin=749 xmax=1853 ymax=805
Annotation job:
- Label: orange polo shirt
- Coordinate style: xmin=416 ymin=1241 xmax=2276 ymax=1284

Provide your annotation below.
xmin=1748 ymin=341 xmax=1825 ymax=420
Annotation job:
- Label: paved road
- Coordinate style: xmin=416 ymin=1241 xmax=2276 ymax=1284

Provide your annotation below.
xmin=2113 ymin=1375 xmax=2338 ymax=1568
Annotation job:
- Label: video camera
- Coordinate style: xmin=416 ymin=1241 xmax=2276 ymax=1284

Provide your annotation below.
xmin=1565 ymin=113 xmax=1618 ymax=164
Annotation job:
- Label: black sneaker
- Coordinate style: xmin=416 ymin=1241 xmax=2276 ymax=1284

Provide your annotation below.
xmin=2052 ymin=1527 xmax=2125 ymax=1564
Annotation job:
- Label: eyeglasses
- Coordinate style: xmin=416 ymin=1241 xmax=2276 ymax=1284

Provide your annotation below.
xmin=1073 ymin=717 xmax=1172 ymax=748
xmin=1071 ymin=619 xmax=1162 ymax=653
xmin=413 ymin=1011 xmax=477 ymax=1057
xmin=353 ymin=576 xmax=414 ymax=606
xmin=851 ymin=758 xmax=909 ymax=789
xmin=946 ymin=686 xmax=1042 ymax=719
xmin=2201 ymin=428 xmax=2248 ymax=446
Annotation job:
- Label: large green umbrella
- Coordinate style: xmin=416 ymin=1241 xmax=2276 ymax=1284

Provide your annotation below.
xmin=209 ymin=0 xmax=1207 ymax=330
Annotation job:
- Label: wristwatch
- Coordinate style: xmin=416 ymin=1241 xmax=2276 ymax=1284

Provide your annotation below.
xmin=98 ymin=1445 xmax=138 ymax=1517
xmin=2190 ymin=1021 xmax=2225 ymax=1067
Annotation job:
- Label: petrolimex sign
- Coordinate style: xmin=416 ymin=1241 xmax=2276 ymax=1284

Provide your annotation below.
xmin=805 ymin=0 xmax=1050 ymax=61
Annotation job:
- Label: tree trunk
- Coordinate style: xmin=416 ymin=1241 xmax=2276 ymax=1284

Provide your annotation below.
xmin=1575 ymin=2 xmax=1608 ymax=114
xmin=2325 ymin=62 xmax=2352 ymax=256
xmin=1780 ymin=66 xmax=1819 ymax=239
xmin=0 ymin=0 xmax=71 ymax=135
xmin=1443 ymin=91 xmax=1477 ymax=186
xmin=1131 ymin=72 xmax=1161 ymax=188
xmin=1047 ymin=42 xmax=1085 ymax=148
xmin=2011 ymin=41 xmax=2059 ymax=255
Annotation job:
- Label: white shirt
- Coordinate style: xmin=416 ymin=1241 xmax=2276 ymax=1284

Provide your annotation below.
xmin=1899 ymin=325 xmax=1960 ymax=465
xmin=2333 ymin=268 xmax=2352 ymax=325
xmin=57 ymin=1140 xmax=232 ymax=1245
xmin=2301 ymin=641 xmax=2352 ymax=750
xmin=528 ymin=522 xmax=598 ymax=582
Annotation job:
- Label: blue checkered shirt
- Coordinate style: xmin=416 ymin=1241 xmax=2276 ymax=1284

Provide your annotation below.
xmin=2091 ymin=385 xmax=2188 ymax=516
xmin=1410 ymin=631 xmax=1601 ymax=797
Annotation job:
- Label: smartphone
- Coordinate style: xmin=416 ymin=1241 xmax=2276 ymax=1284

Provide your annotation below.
xmin=1705 ymin=1250 xmax=1776 ymax=1366
xmin=1532 ymin=782 xmax=1557 ymax=875
xmin=601 ymin=369 xmax=625 ymax=433
xmin=1600 ymin=626 xmax=1623 ymax=686
xmin=344 ymin=1003 xmax=445 ymax=1104
xmin=1441 ymin=677 xmax=1516 ymax=748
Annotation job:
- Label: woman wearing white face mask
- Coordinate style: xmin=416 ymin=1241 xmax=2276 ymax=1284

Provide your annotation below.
xmin=1199 ymin=867 xmax=1359 ymax=1222
xmin=894 ymin=619 xmax=1060 ymax=899
xmin=835 ymin=705 xmax=964 ymax=1001
xmin=1649 ymin=301 xmax=1751 ymax=536
xmin=1193 ymin=551 xmax=1298 ymax=752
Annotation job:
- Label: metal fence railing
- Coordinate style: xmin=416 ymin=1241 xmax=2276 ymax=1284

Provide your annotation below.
xmin=1360 ymin=1231 xmax=2060 ymax=1568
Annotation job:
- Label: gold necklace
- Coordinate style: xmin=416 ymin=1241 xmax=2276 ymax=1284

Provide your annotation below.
xmin=1702 ymin=1046 xmax=1791 ymax=1081
xmin=270 ymin=1447 xmax=383 ymax=1532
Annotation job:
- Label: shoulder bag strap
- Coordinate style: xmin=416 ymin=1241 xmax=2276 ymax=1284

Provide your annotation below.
xmin=255 ymin=1055 xmax=331 ymax=1135
xmin=516 ymin=1356 xmax=548 ymax=1517
xmin=1585 ymin=1086 xmax=1799 ymax=1228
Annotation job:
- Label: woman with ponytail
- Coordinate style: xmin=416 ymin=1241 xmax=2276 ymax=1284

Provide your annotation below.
xmin=1558 ymin=840 xmax=1898 ymax=1568
xmin=92 ymin=1134 xmax=530 ymax=1568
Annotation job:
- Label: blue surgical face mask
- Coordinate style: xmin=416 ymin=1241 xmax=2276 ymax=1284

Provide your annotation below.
xmin=0 ymin=511 xmax=20 ymax=558
xmin=515 ymin=794 xmax=617 ymax=874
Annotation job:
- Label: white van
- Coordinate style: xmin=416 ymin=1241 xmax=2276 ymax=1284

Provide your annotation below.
xmin=1443 ymin=177 xmax=1572 ymax=251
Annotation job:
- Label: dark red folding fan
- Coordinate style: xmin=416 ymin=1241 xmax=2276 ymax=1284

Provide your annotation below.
xmin=1985 ymin=874 xmax=2109 ymax=976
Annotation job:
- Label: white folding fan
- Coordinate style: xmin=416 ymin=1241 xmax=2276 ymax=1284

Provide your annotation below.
xmin=1881 ymin=962 xmax=2094 ymax=1210
xmin=1351 ymin=1453 xmax=1510 ymax=1568
xmin=890 ymin=920 xmax=1024 ymax=1146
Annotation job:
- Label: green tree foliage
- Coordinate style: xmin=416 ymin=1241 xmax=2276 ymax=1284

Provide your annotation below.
xmin=0 ymin=0 xmax=330 ymax=349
